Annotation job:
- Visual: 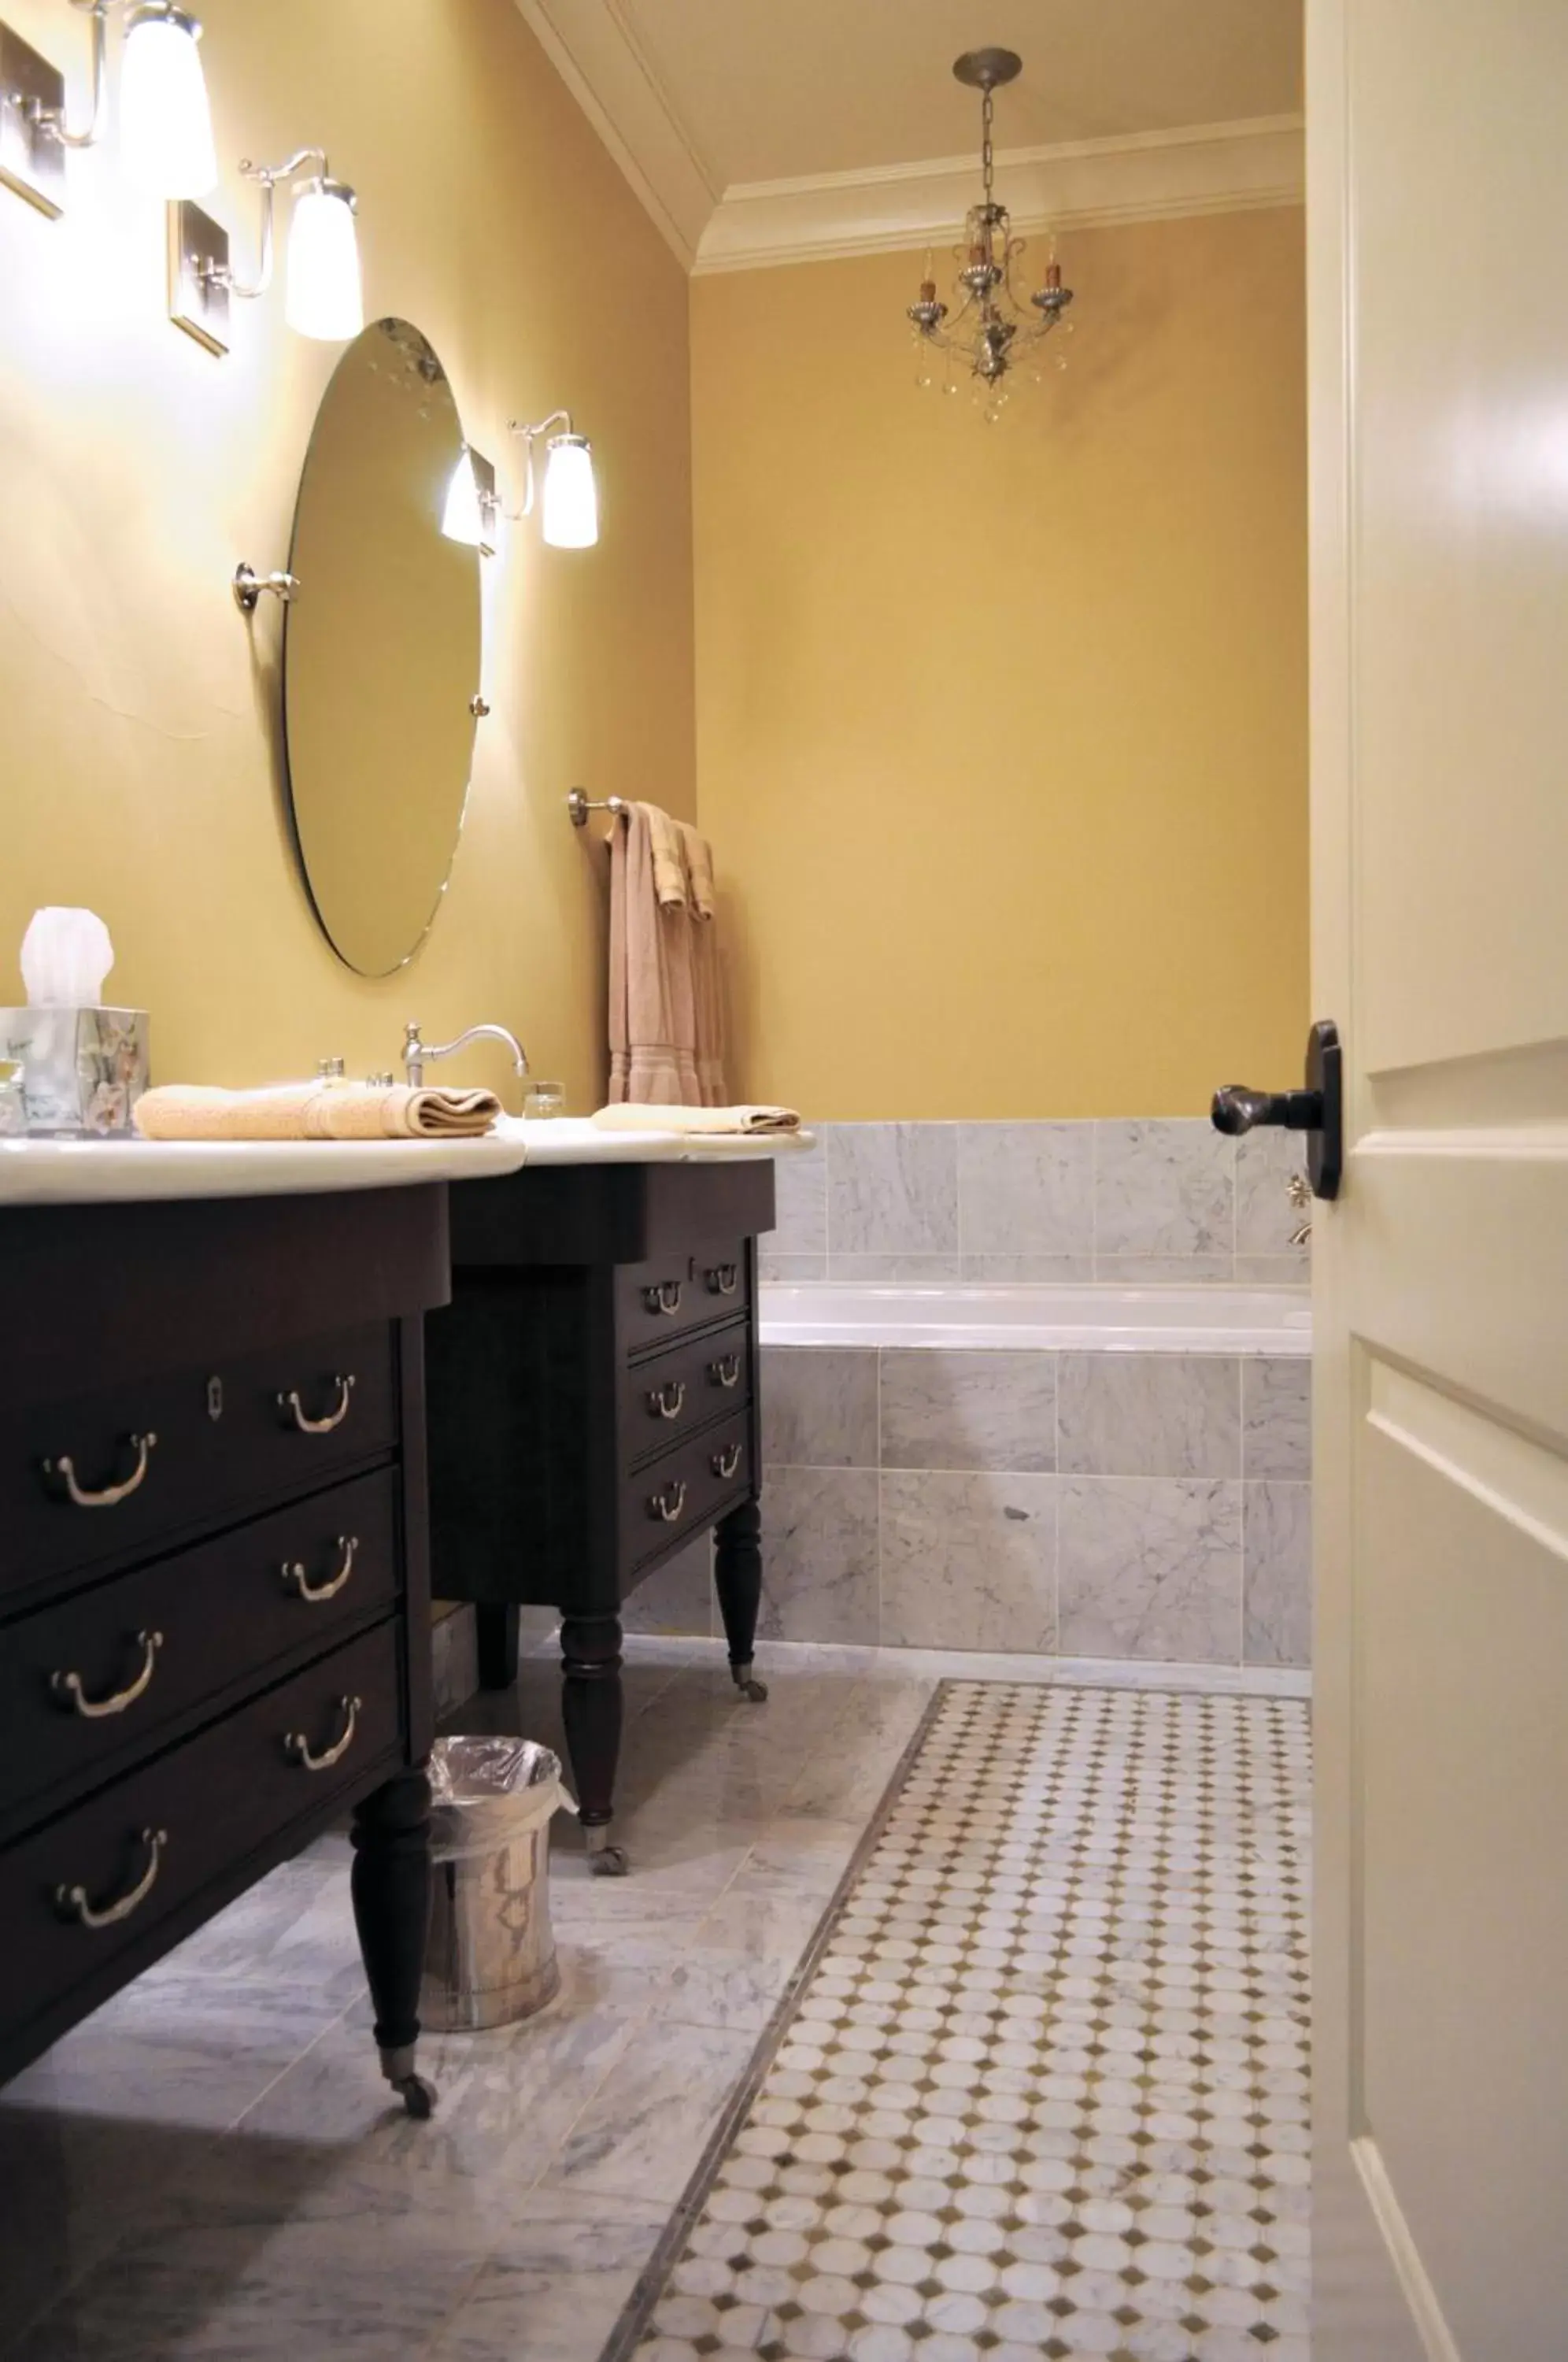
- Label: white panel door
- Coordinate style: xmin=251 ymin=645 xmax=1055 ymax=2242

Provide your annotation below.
xmin=1307 ymin=2 xmax=1568 ymax=2355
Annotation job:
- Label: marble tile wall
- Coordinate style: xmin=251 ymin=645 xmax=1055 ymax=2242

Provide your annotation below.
xmin=754 ymin=1342 xmax=1312 ymax=1668
xmin=761 ymin=1117 xmax=1309 ymax=1285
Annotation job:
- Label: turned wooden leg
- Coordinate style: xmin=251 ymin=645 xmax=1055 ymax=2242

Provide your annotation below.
xmin=560 ymin=1612 xmax=627 ymax=1875
xmin=350 ymin=1765 xmax=436 ymax=2118
xmin=715 ymin=1496 xmax=768 ymax=1702
xmin=475 ymin=1601 xmax=520 ymax=1691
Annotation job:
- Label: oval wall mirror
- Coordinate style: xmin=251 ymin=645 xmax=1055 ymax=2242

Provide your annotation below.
xmin=283 ymin=317 xmax=483 ymax=977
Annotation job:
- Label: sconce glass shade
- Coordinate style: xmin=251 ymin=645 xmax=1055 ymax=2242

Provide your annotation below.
xmin=119 ymin=7 xmax=216 ymax=198
xmin=286 ymin=180 xmax=364 ymax=342
xmin=442 ymin=450 xmax=484 ymax=547
xmin=541 ymin=433 xmax=598 ymax=549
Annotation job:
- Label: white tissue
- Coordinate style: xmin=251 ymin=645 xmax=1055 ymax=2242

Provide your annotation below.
xmin=21 ymin=908 xmax=115 ymax=1007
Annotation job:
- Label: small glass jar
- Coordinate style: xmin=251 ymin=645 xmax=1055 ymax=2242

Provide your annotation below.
xmin=522 ymin=1079 xmax=566 ymax=1120
xmin=0 ymin=1061 xmax=26 ymax=1138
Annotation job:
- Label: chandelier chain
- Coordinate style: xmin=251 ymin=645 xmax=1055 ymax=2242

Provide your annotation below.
xmin=981 ymin=86 xmax=994 ymax=209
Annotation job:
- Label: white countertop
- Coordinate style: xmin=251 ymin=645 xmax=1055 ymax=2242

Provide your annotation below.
xmin=0 ymin=1116 xmax=810 ymax=1207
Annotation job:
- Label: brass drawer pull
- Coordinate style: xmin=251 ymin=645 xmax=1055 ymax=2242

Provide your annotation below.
xmin=704 ymin=1263 xmax=739 ymax=1297
xmin=283 ymin=1694 xmax=362 ymax=1772
xmin=278 ymin=1374 xmax=357 ymax=1434
xmin=646 ymin=1380 xmax=686 ymax=1421
xmin=642 ymin=1280 xmax=683 ymax=1316
xmin=708 ymin=1353 xmax=741 ymax=1390
xmin=648 ymin=1479 xmax=687 ymax=1524
xmin=42 ymin=1431 xmax=157 ymax=1510
xmin=282 ymin=1535 xmax=358 ymax=1604
xmin=711 ymin=1442 xmax=742 ymax=1481
xmin=56 ymin=1827 xmax=168 ymax=1930
xmin=50 ymin=1629 xmax=164 ymax=1719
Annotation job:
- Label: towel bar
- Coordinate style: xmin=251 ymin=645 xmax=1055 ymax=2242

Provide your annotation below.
xmin=567 ymin=790 xmax=631 ymax=827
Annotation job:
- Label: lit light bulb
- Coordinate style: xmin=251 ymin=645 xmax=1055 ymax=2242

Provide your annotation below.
xmin=541 ymin=434 xmax=598 ymax=549
xmin=286 ymin=180 xmax=364 ymax=341
xmin=442 ymin=450 xmax=483 ymax=546
xmin=119 ymin=5 xmax=216 ymax=198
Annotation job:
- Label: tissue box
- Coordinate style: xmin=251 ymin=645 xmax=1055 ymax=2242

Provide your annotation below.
xmin=0 ymin=1008 xmax=150 ymax=1136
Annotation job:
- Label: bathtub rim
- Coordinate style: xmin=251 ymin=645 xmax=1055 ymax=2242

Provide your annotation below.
xmin=756 ymin=1279 xmax=1312 ymax=1357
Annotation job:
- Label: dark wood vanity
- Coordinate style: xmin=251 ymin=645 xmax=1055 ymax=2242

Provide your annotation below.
xmin=0 ymin=1185 xmax=446 ymax=2114
xmin=426 ymin=1156 xmax=775 ymax=1871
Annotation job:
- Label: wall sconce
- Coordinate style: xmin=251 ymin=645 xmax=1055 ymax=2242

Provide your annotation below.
xmin=0 ymin=0 xmax=213 ymax=218
xmin=169 ymin=146 xmax=364 ymax=354
xmin=442 ymin=446 xmax=498 ymax=556
xmin=509 ymin=410 xmax=599 ymax=550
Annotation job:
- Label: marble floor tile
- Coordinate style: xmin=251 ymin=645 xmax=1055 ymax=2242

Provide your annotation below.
xmin=1094 ymin=1118 xmax=1236 ymax=1260
xmin=878 ymin=1347 xmax=1056 ymax=1473
xmin=759 ymin=1467 xmax=880 ymax=1645
xmin=825 ymin=1124 xmax=959 ymax=1259
xmin=761 ymin=1345 xmax=879 ymax=1468
xmin=1242 ymin=1355 xmax=1313 ymax=1479
xmin=1057 ymin=1350 xmax=1241 ymax=1479
xmin=956 ymin=1122 xmax=1095 ymax=1261
xmin=1058 ymin=1476 xmax=1243 ymax=1663
xmin=428 ymin=2189 xmax=671 ymax=2361
xmin=545 ymin=2019 xmax=756 ymax=2201
xmin=879 ymin=1471 xmax=1056 ymax=1653
xmin=1244 ymin=1479 xmax=1312 ymax=1669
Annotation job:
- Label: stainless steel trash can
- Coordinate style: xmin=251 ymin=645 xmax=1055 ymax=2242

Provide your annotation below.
xmin=420 ymin=1736 xmax=566 ymax=2031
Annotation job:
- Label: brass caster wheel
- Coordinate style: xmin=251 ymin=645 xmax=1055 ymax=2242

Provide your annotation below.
xmin=730 ymin=1662 xmax=769 ymax=1704
xmin=589 ymin=1840 xmax=630 ymax=1877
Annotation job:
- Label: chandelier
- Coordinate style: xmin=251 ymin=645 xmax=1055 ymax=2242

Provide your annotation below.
xmin=907 ymin=47 xmax=1074 ymax=418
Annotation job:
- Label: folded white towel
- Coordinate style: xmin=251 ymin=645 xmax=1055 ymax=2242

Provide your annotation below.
xmin=135 ymin=1081 xmax=500 ymax=1142
xmin=590 ymin=1102 xmax=800 ymax=1137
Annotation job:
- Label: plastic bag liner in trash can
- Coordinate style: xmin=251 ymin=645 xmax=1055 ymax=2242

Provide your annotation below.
xmin=420 ymin=1736 xmax=572 ymax=2031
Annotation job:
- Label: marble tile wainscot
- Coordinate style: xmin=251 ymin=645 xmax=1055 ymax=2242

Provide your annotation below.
xmin=760 ymin=1118 xmax=1311 ymax=1286
xmin=749 ymin=1340 xmax=1311 ymax=1668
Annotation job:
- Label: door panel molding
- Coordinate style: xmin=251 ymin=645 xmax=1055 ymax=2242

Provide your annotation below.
xmin=1367 ymin=1360 xmax=1568 ymax=1563
xmin=1349 ymin=2138 xmax=1463 ymax=2362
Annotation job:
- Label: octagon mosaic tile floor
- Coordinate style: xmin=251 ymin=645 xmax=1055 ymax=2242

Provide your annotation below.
xmin=621 ymin=1681 xmax=1311 ymax=2362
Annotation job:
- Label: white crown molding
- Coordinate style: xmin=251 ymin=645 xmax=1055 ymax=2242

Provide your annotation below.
xmin=513 ymin=0 xmax=716 ymax=268
xmin=693 ymin=113 xmax=1304 ymax=276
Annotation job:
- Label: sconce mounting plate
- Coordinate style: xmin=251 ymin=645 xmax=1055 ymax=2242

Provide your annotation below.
xmin=168 ymin=198 xmax=231 ymax=356
xmin=0 ymin=24 xmax=67 ymax=218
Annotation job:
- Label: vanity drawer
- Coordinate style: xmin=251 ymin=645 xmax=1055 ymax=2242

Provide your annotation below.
xmin=618 ymin=1320 xmax=751 ymax=1468
xmin=0 ymin=1621 xmax=401 ymax=2047
xmin=0 ymin=1324 xmax=398 ymax=1601
xmin=622 ymin=1409 xmax=751 ymax=1572
xmin=0 ymin=1469 xmax=400 ymax=1827
xmin=616 ymin=1243 xmax=750 ymax=1358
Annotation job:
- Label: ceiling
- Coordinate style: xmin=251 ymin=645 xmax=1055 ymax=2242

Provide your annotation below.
xmin=515 ymin=0 xmax=1304 ymax=270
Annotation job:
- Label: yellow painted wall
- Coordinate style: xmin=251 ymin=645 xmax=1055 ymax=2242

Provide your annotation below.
xmin=0 ymin=0 xmax=693 ymax=1105
xmin=692 ymin=208 xmax=1308 ymax=1119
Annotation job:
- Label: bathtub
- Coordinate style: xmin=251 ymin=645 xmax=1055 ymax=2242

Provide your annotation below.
xmin=759 ymin=1281 xmax=1311 ymax=1356
xmin=754 ymin=1280 xmax=1314 ymax=1673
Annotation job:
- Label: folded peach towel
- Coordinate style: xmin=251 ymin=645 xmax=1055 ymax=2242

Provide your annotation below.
xmin=590 ymin=1103 xmax=800 ymax=1136
xmin=638 ymin=802 xmax=690 ymax=913
xmin=135 ymin=1081 xmax=501 ymax=1142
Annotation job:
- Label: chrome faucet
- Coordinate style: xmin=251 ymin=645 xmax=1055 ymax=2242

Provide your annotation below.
xmin=402 ymin=1020 xmax=529 ymax=1097
xmin=1286 ymin=1171 xmax=1313 ymax=1249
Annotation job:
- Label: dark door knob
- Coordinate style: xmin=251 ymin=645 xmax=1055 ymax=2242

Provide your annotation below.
xmin=1211 ymin=1019 xmax=1343 ymax=1200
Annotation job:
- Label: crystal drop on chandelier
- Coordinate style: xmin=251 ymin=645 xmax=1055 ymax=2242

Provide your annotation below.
xmin=906 ymin=47 xmax=1074 ymax=406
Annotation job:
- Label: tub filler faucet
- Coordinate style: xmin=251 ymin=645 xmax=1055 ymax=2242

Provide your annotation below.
xmin=403 ymin=1020 xmax=529 ymax=1100
xmin=1286 ymin=1171 xmax=1313 ymax=1248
